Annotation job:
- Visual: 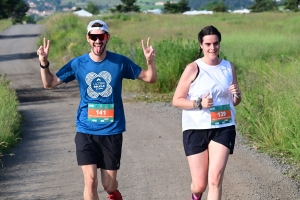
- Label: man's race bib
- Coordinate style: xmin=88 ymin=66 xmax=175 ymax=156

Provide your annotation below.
xmin=88 ymin=103 xmax=114 ymax=122
xmin=209 ymin=104 xmax=232 ymax=125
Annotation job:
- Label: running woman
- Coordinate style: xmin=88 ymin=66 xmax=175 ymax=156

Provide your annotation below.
xmin=172 ymin=25 xmax=241 ymax=200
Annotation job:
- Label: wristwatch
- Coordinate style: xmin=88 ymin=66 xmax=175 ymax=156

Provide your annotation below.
xmin=40 ymin=61 xmax=50 ymax=69
xmin=234 ymin=90 xmax=242 ymax=98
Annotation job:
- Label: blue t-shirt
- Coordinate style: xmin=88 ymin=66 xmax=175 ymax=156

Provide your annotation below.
xmin=56 ymin=51 xmax=142 ymax=135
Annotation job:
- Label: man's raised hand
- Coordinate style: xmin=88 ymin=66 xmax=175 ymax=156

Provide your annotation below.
xmin=141 ymin=37 xmax=156 ymax=64
xmin=37 ymin=38 xmax=50 ymax=64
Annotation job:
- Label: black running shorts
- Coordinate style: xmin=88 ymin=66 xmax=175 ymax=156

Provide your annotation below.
xmin=75 ymin=132 xmax=123 ymax=170
xmin=183 ymin=125 xmax=236 ymax=156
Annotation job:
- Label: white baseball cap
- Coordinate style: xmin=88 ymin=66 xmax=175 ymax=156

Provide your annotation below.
xmin=87 ymin=20 xmax=109 ymax=33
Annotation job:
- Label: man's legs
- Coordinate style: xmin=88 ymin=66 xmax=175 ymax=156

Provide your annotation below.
xmin=77 ymin=132 xmax=123 ymax=199
xmin=101 ymin=169 xmax=118 ymax=193
xmin=81 ymin=166 xmax=122 ymax=200
xmin=81 ymin=164 xmax=99 ymax=200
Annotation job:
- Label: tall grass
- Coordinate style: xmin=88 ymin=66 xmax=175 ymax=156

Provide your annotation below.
xmin=239 ymin=58 xmax=300 ymax=159
xmin=36 ymin=12 xmax=300 ymax=172
xmin=0 ymin=75 xmax=22 ymax=158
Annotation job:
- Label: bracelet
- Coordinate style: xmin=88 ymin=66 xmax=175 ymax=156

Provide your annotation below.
xmin=193 ymin=97 xmax=202 ymax=110
xmin=40 ymin=61 xmax=49 ymax=69
xmin=193 ymin=100 xmax=197 ymax=108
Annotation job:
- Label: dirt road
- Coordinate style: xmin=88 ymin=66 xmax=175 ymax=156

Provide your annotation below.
xmin=0 ymin=24 xmax=299 ymax=200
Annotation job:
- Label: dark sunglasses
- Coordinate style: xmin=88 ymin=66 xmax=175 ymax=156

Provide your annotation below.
xmin=88 ymin=33 xmax=108 ymax=41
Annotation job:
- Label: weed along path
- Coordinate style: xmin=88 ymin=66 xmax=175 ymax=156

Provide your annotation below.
xmin=0 ymin=24 xmax=299 ymax=200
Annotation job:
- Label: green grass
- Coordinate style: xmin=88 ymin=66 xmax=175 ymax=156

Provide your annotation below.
xmin=0 ymin=19 xmax=12 ymax=32
xmin=0 ymin=75 xmax=22 ymax=160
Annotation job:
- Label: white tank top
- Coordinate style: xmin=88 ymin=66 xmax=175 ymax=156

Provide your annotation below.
xmin=182 ymin=59 xmax=236 ymax=131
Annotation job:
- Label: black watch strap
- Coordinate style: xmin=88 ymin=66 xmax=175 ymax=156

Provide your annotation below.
xmin=40 ymin=61 xmax=49 ymax=69
xmin=197 ymin=97 xmax=202 ymax=110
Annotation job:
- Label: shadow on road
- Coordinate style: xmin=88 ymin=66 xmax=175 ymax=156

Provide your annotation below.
xmin=0 ymin=52 xmax=37 ymax=62
xmin=16 ymin=83 xmax=79 ymax=103
xmin=0 ymin=34 xmax=40 ymax=40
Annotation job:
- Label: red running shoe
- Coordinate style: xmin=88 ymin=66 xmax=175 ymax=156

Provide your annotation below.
xmin=107 ymin=190 xmax=122 ymax=200
xmin=191 ymin=193 xmax=202 ymax=200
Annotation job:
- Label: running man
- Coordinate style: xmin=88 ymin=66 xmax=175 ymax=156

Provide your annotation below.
xmin=37 ymin=19 xmax=157 ymax=200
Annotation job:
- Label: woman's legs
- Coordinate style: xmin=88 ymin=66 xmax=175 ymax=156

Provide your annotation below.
xmin=207 ymin=140 xmax=230 ymax=200
xmin=187 ymin=150 xmax=209 ymax=198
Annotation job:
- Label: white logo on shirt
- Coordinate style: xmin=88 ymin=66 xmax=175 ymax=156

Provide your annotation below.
xmin=85 ymin=71 xmax=112 ymax=98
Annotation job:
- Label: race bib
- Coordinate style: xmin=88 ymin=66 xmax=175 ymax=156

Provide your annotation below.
xmin=88 ymin=103 xmax=114 ymax=122
xmin=209 ymin=104 xmax=232 ymax=125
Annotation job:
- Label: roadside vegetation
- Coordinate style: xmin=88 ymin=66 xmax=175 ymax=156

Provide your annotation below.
xmin=0 ymin=19 xmax=12 ymax=31
xmin=1 ymin=12 xmax=299 ymax=181
xmin=0 ymin=19 xmax=23 ymax=161
xmin=0 ymin=74 xmax=22 ymax=161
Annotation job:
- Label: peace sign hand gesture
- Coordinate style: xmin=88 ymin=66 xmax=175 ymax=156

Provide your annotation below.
xmin=37 ymin=37 xmax=50 ymax=64
xmin=141 ymin=37 xmax=156 ymax=64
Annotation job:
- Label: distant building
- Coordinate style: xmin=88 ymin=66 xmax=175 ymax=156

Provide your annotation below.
xmin=73 ymin=9 xmax=93 ymax=17
xmin=63 ymin=7 xmax=71 ymax=11
xmin=28 ymin=2 xmax=36 ymax=8
xmin=155 ymin=2 xmax=165 ymax=6
xmin=155 ymin=1 xmax=177 ymax=5
xmin=183 ymin=10 xmax=213 ymax=15
xmin=41 ymin=10 xmax=55 ymax=16
xmin=143 ymin=9 xmax=162 ymax=14
xmin=232 ymin=9 xmax=250 ymax=14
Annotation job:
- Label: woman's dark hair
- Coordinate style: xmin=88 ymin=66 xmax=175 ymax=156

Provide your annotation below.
xmin=196 ymin=25 xmax=221 ymax=59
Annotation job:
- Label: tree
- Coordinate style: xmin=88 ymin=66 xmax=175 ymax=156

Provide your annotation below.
xmin=11 ymin=0 xmax=30 ymax=24
xmin=164 ymin=1 xmax=179 ymax=13
xmin=189 ymin=0 xmax=254 ymax=10
xmin=284 ymin=0 xmax=300 ymax=11
xmin=212 ymin=0 xmax=228 ymax=12
xmin=0 ymin=0 xmax=29 ymax=24
xmin=177 ymin=0 xmax=191 ymax=13
xmin=86 ymin=2 xmax=100 ymax=15
xmin=248 ymin=0 xmax=277 ymax=12
xmin=111 ymin=0 xmax=140 ymax=13
xmin=164 ymin=0 xmax=190 ymax=13
xmin=203 ymin=0 xmax=227 ymax=12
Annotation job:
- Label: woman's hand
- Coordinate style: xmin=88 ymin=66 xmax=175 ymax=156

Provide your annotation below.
xmin=201 ymin=92 xmax=214 ymax=108
xmin=229 ymin=82 xmax=241 ymax=98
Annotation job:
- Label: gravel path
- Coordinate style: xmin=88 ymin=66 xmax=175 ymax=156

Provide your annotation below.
xmin=0 ymin=24 xmax=299 ymax=200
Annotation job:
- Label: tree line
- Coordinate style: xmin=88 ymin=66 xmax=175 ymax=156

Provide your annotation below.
xmin=109 ymin=0 xmax=299 ymax=13
xmin=0 ymin=0 xmax=299 ymax=25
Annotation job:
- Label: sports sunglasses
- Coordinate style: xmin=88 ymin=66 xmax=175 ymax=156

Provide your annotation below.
xmin=88 ymin=33 xmax=108 ymax=41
